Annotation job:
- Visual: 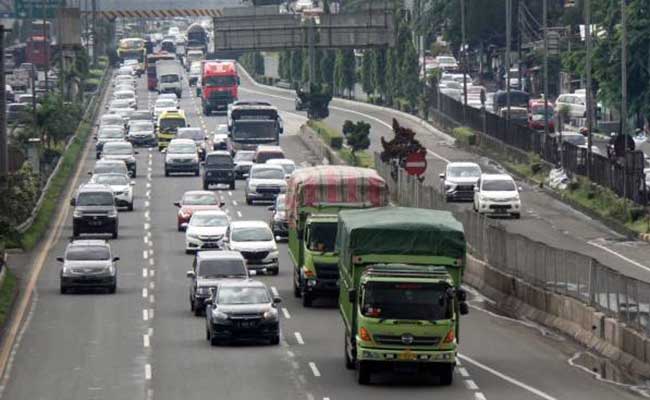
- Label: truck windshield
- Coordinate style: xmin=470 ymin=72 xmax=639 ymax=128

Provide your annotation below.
xmin=232 ymin=121 xmax=277 ymax=140
xmin=307 ymin=222 xmax=337 ymax=252
xmin=160 ymin=74 xmax=179 ymax=83
xmin=362 ymin=282 xmax=451 ymax=321
xmin=160 ymin=119 xmax=186 ymax=131
xmin=205 ymin=76 xmax=236 ymax=86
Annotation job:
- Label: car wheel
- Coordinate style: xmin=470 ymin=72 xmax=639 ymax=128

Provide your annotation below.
xmin=108 ymin=282 xmax=117 ymax=294
xmin=132 ymin=171 xmax=137 ymax=178
xmin=229 ymin=181 xmax=235 ymax=190
xmin=269 ymin=267 xmax=279 ymax=276
xmin=177 ymin=225 xmax=183 ymax=232
xmin=270 ymin=335 xmax=280 ymax=345
xmin=301 ymin=291 xmax=312 ymax=307
xmin=185 ymin=249 xmax=193 ymax=255
xmin=112 ymin=229 xmax=118 ymax=239
xmin=512 ymin=213 xmax=521 ymax=219
xmin=194 ymin=306 xmax=202 ymax=317
xmin=246 ymin=197 xmax=252 ymax=205
xmin=194 ymin=169 xmax=200 ymax=177
xmin=60 ymin=284 xmax=68 ymax=294
xmin=205 ymin=324 xmax=210 ymax=341
xmin=203 ymin=181 xmax=209 ymax=190
xmin=293 ymin=270 xmax=301 ymax=298
xmin=356 ymin=361 xmax=371 ymax=385
xmin=72 ymin=228 xmax=79 ymax=238
xmin=191 ymin=298 xmax=196 ymax=312
xmin=128 ymin=202 xmax=134 ymax=212
xmin=165 ymin=169 xmax=170 ymax=177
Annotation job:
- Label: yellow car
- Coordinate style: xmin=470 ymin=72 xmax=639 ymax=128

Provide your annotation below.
xmin=157 ymin=110 xmax=187 ymax=151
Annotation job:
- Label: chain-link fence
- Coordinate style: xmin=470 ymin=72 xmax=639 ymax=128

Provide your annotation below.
xmin=376 ymin=156 xmax=650 ymax=335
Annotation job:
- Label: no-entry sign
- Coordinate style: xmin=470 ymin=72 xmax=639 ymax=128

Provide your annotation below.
xmin=404 ymin=151 xmax=427 ymax=176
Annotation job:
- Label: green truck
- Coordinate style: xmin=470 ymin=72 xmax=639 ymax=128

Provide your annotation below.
xmin=286 ymin=166 xmax=389 ymax=307
xmin=337 ymin=207 xmax=469 ymax=385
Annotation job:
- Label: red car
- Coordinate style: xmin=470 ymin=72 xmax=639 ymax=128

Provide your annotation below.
xmin=528 ymin=100 xmax=555 ymax=131
xmin=174 ymin=190 xmax=224 ymax=231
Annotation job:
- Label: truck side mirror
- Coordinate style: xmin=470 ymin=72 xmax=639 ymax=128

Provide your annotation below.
xmin=69 ymin=198 xmax=76 ymax=206
xmin=196 ymin=88 xmax=201 ymax=97
xmin=348 ymin=289 xmax=356 ymax=303
xmin=237 ymin=77 xmax=241 ymax=85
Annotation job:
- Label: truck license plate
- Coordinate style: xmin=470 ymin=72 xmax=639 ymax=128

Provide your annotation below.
xmin=398 ymin=351 xmax=417 ymax=361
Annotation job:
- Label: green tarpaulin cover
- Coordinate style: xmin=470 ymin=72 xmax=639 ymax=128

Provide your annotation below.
xmin=336 ymin=207 xmax=466 ymax=262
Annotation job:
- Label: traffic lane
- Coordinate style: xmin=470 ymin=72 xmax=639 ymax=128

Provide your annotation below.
xmin=237 ymin=72 xmax=650 ymax=284
xmin=149 ymin=90 xmax=309 ymax=400
xmin=1 ymin=95 xmax=151 ymax=400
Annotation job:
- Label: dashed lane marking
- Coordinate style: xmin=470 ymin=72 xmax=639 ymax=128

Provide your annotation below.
xmin=282 ymin=307 xmax=291 ymax=319
xmin=143 ymin=250 xmax=149 ymax=260
xmin=475 ymin=393 xmax=487 ymax=400
xmin=588 ymin=239 xmax=650 ymax=274
xmin=465 ymin=380 xmax=479 ymax=390
xmin=270 ymin=286 xmax=279 ymax=297
xmin=145 ymin=364 xmax=152 ymax=380
xmin=143 ymin=309 xmax=149 ymax=321
xmin=143 ymin=334 xmax=150 ymax=348
xmin=294 ymin=332 xmax=304 ymax=345
xmin=308 ymin=362 xmax=321 ymax=377
xmin=142 ymin=288 xmax=148 ymax=298
xmin=143 ymin=268 xmax=148 ymax=278
xmin=237 ymin=211 xmax=242 ymax=218
xmin=458 ymin=367 xmax=469 ymax=377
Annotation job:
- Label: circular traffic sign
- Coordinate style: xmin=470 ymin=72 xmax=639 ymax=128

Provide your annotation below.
xmin=404 ymin=151 xmax=427 ymax=176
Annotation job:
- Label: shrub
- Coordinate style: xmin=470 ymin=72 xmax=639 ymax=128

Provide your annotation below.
xmin=88 ymin=69 xmax=104 ymax=79
xmin=452 ymin=126 xmax=476 ymax=146
xmin=308 ymin=120 xmax=343 ymax=150
xmin=84 ymin=79 xmax=100 ymax=92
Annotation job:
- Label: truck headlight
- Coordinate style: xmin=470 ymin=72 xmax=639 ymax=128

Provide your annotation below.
xmin=263 ymin=308 xmax=278 ymax=321
xmin=248 ymin=183 xmax=257 ymax=192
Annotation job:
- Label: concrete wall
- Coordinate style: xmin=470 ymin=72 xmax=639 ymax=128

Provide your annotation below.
xmin=465 ymin=253 xmax=650 ymax=378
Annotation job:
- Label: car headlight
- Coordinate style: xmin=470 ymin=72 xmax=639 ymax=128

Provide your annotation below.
xmin=187 ymin=233 xmax=199 ymax=239
xmin=73 ymin=210 xmax=83 ymax=218
xmin=248 ymin=183 xmax=257 ymax=191
xmin=268 ymin=250 xmax=279 ymax=259
xmin=62 ymin=265 xmax=73 ymax=275
xmin=504 ymin=196 xmax=520 ymax=202
xmin=179 ymin=210 xmax=191 ymax=219
xmin=106 ymin=264 xmax=116 ymax=275
xmin=108 ymin=209 xmax=118 ymax=218
xmin=263 ymin=308 xmax=278 ymax=321
xmin=212 ymin=309 xmax=229 ymax=321
xmin=114 ymin=191 xmax=124 ymax=196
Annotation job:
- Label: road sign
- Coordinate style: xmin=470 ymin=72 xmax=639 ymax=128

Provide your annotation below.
xmin=404 ymin=151 xmax=427 ymax=176
xmin=14 ymin=0 xmax=63 ymax=19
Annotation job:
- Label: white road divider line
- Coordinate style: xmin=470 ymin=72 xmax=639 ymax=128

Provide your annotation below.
xmin=458 ymin=354 xmax=557 ymax=400
xmin=143 ymin=250 xmax=148 ymax=260
xmin=588 ymin=239 xmax=650 ymax=273
xmin=149 ymin=282 xmax=155 ymax=290
xmin=149 ymin=308 xmax=154 ymax=319
xmin=144 ymin=236 xmax=149 ymax=244
xmin=150 ymin=269 xmax=155 ymax=277
xmin=142 ymin=268 xmax=148 ymax=278
xmin=143 ymin=309 xmax=149 ymax=321
xmin=465 ymin=380 xmax=479 ymax=390
xmin=143 ymin=334 xmax=150 ymax=348
xmin=458 ymin=367 xmax=469 ymax=377
xmin=271 ymin=286 xmax=279 ymax=297
xmin=228 ymin=191 xmax=233 ymax=197
xmin=294 ymin=332 xmax=304 ymax=345
xmin=475 ymin=393 xmax=487 ymax=400
xmin=236 ymin=211 xmax=242 ymax=218
xmin=142 ymin=288 xmax=148 ymax=298
xmin=281 ymin=307 xmax=291 ymax=319
xmin=145 ymin=364 xmax=152 ymax=380
xmin=149 ymin=295 xmax=155 ymax=304
xmin=149 ymin=258 xmax=154 ymax=266
xmin=308 ymin=362 xmax=321 ymax=377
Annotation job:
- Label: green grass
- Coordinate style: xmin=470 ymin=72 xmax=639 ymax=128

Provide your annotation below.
xmin=339 ymin=148 xmax=374 ymax=168
xmin=307 ymin=120 xmax=343 ymax=149
xmin=18 ymin=69 xmax=106 ymax=250
xmin=451 ymin=126 xmax=476 ymax=146
xmin=0 ymin=269 xmax=17 ymax=327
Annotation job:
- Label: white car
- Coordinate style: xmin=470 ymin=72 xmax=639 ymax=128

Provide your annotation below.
xmin=435 ymin=55 xmax=459 ymax=71
xmin=153 ymin=98 xmax=179 ymax=120
xmin=266 ymin=158 xmax=296 ymax=179
xmin=245 ymin=164 xmax=287 ymax=205
xmin=555 ymin=93 xmax=586 ymax=118
xmin=473 ymin=174 xmax=522 ymax=219
xmin=185 ymin=210 xmax=230 ymax=254
xmin=112 ymin=90 xmax=137 ymax=109
xmin=440 ymin=162 xmax=482 ymax=202
xmin=158 ymin=93 xmax=179 ymax=102
xmin=108 ymin=98 xmax=135 ymax=111
xmin=90 ymin=173 xmax=134 ymax=211
xmin=117 ymin=66 xmax=135 ymax=77
xmin=99 ymin=114 xmax=126 ymax=129
xmin=113 ymin=75 xmax=136 ymax=87
xmin=226 ymin=220 xmax=279 ymax=275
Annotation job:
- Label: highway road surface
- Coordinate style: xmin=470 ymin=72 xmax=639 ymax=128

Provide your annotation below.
xmin=1 ymin=66 xmax=648 ymax=400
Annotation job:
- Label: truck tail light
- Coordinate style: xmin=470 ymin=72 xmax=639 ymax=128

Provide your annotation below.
xmin=442 ymin=328 xmax=455 ymax=344
xmin=359 ymin=327 xmax=372 ymax=342
xmin=302 ymin=267 xmax=315 ymax=278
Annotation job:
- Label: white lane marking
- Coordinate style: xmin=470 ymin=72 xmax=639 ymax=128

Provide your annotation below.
xmin=144 ymin=222 xmax=150 ymax=230
xmin=308 ymin=362 xmax=321 ymax=377
xmin=144 ymin=236 xmax=149 ymax=244
xmin=146 ymin=182 xmax=151 ymax=188
xmin=236 ymin=211 xmax=242 ymax=218
xmin=143 ymin=250 xmax=148 ymax=260
xmin=232 ymin=200 xmax=238 ymax=206
xmin=143 ymin=334 xmax=150 ymax=348
xmin=465 ymin=380 xmax=479 ymax=390
xmin=458 ymin=367 xmax=469 ymax=377
xmin=149 ymin=295 xmax=155 ymax=304
xmin=145 ymin=200 xmax=150 ymax=208
xmin=145 ymin=364 xmax=152 ymax=380
xmin=143 ymin=309 xmax=149 ymax=321
xmin=142 ymin=268 xmax=148 ymax=278
xmin=270 ymin=286 xmax=279 ymax=297
xmin=323 ymin=398 xmax=331 ymax=400
xmin=149 ymin=258 xmax=155 ymax=266
xmin=149 ymin=308 xmax=154 ymax=319
xmin=146 ymin=190 xmax=151 ymax=198
xmin=294 ymin=332 xmax=305 ymax=345
xmin=150 ymin=269 xmax=155 ymax=277
xmin=588 ymin=239 xmax=650 ymax=273
xmin=149 ymin=282 xmax=155 ymax=290
xmin=475 ymin=393 xmax=487 ymax=400
xmin=148 ymin=327 xmax=154 ymax=336
xmin=142 ymin=288 xmax=148 ymax=298
xmin=228 ymin=191 xmax=233 ymax=196
xmin=458 ymin=354 xmax=557 ymax=400
xmin=281 ymin=307 xmax=291 ymax=319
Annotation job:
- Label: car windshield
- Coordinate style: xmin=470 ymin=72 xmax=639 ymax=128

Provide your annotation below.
xmin=183 ymin=193 xmax=218 ymax=205
xmin=234 ymin=152 xmax=255 ymax=162
xmin=563 ymin=135 xmax=586 ymax=146
xmin=101 ymin=117 xmax=123 ymax=125
xmin=130 ymin=113 xmax=151 ymax=121
xmin=205 ymin=76 xmax=236 ymax=86
xmin=232 ymin=121 xmax=276 ymax=140
xmin=362 ymin=281 xmax=451 ymax=321
xmin=104 ymin=144 xmax=132 ymax=155
xmin=231 ymin=226 xmax=272 ymax=242
xmin=178 ymin=130 xmax=204 ymax=141
xmin=483 ymin=179 xmax=516 ymax=191
xmin=156 ymin=99 xmax=176 ymax=108
xmin=272 ymin=162 xmax=294 ymax=175
xmin=190 ymin=65 xmax=201 ymax=74
xmin=217 ymin=286 xmax=270 ymax=305
xmin=93 ymin=175 xmax=128 ymax=186
xmin=307 ymin=222 xmax=337 ymax=252
xmin=206 ymin=154 xmax=233 ymax=167
xmin=251 ymin=167 xmax=284 ymax=180
xmin=169 ymin=143 xmax=195 ymax=154
xmin=198 ymin=259 xmax=246 ymax=278
xmin=160 ymin=74 xmax=179 ymax=83
xmin=95 ymin=164 xmax=126 ymax=174
xmin=77 ymin=191 xmax=114 ymax=206
xmin=160 ymin=118 xmax=186 ymax=131
xmin=115 ymin=92 xmax=134 ymax=99
xmin=190 ymin=213 xmax=229 ymax=227
xmin=111 ymin=100 xmax=131 ymax=108
xmin=448 ymin=165 xmax=480 ymax=178
xmin=438 ymin=57 xmax=455 ymax=64
xmin=275 ymin=195 xmax=286 ymax=211
xmin=99 ymin=130 xmax=123 ymax=138
xmin=66 ymin=246 xmax=110 ymax=261
xmin=131 ymin=123 xmax=153 ymax=132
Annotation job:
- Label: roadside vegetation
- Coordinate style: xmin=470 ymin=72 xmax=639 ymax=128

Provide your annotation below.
xmin=306 ymin=120 xmax=374 ymax=168
xmin=0 ymin=270 xmax=17 ymax=328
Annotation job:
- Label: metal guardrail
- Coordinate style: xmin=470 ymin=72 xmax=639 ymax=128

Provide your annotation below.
xmin=15 ymin=67 xmax=111 ymax=234
xmin=376 ymin=156 xmax=650 ymax=336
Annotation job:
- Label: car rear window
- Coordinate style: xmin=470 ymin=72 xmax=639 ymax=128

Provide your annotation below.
xmin=66 ymin=246 xmax=110 ymax=260
xmin=77 ymin=191 xmax=114 ymax=206
xmin=206 ymin=154 xmax=233 ymax=167
xmin=198 ymin=259 xmax=246 ymax=277
xmin=255 ymin=151 xmax=284 ymax=163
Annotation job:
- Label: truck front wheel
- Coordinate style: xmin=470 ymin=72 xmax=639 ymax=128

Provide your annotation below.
xmin=301 ymin=291 xmax=313 ymax=307
xmin=438 ymin=364 xmax=454 ymax=386
xmin=344 ymin=338 xmax=355 ymax=370
xmin=356 ymin=361 xmax=371 ymax=385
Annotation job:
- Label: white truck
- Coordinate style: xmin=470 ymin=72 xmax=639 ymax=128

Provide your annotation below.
xmin=156 ymin=60 xmax=183 ymax=98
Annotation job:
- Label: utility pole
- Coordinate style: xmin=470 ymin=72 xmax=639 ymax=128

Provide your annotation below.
xmin=0 ymin=25 xmax=7 ymax=190
xmin=585 ymin=0 xmax=593 ymax=177
xmin=42 ymin=0 xmax=49 ymax=92
xmin=543 ymin=0 xmax=549 ymax=138
xmin=505 ymin=0 xmax=512 ymax=124
xmin=621 ymin=0 xmax=628 ymax=201
xmin=91 ymin=0 xmax=97 ymax=66
xmin=460 ymin=0 xmax=468 ymax=118
xmin=307 ymin=18 xmax=315 ymax=89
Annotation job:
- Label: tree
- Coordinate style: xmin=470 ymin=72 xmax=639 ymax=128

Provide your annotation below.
xmin=385 ymin=48 xmax=397 ymax=104
xmin=333 ymin=49 xmax=344 ymax=96
xmin=290 ymin=50 xmax=303 ymax=84
xmin=399 ymin=36 xmax=421 ymax=108
xmin=341 ymin=49 xmax=357 ymax=98
xmin=320 ymin=50 xmax=336 ymax=86
xmin=372 ymin=48 xmax=387 ymax=101
xmin=278 ymin=51 xmax=291 ymax=80
xmin=360 ymin=50 xmax=375 ymax=97
xmin=345 ymin=121 xmax=371 ymax=162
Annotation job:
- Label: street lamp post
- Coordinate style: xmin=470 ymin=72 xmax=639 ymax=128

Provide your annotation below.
xmin=621 ymin=0 xmax=628 ymax=201
xmin=585 ymin=0 xmax=593 ymax=178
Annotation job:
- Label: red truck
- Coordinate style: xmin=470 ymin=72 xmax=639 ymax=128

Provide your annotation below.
xmin=197 ymin=60 xmax=240 ymax=115
xmin=25 ymin=36 xmax=50 ymax=69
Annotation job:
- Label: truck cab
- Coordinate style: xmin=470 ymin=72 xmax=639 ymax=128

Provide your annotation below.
xmin=156 ymin=60 xmax=183 ymax=98
xmin=337 ymin=207 xmax=469 ymax=385
xmin=230 ymin=105 xmax=283 ymax=151
xmin=198 ymin=61 xmax=240 ymax=115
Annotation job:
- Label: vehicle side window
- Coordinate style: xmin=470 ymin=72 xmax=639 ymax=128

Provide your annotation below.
xmin=192 ymin=257 xmax=197 ymax=272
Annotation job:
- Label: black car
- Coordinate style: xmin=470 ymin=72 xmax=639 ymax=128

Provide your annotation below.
xmin=71 ymin=183 xmax=119 ymax=238
xmin=58 ymin=240 xmax=118 ymax=294
xmin=268 ymin=194 xmax=288 ymax=239
xmin=186 ymin=251 xmax=248 ymax=316
xmin=205 ymin=280 xmax=281 ymax=345
xmin=203 ymin=151 xmax=235 ymax=190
